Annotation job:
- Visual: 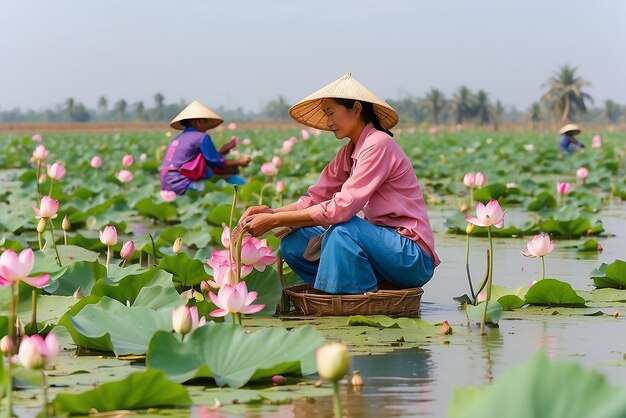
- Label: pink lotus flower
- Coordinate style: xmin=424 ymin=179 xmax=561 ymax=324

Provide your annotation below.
xmin=522 ymin=234 xmax=555 ymax=258
xmin=528 ymin=280 xmax=539 ymax=288
xmin=209 ymin=281 xmax=265 ymax=317
xmin=576 ymin=167 xmax=589 ymax=182
xmin=310 ymin=128 xmax=322 ymax=137
xmin=0 ymin=335 xmax=13 ymax=356
xmin=281 ymin=143 xmax=293 ymax=154
xmin=32 ymin=144 xmax=48 ymax=161
xmin=120 ymin=241 xmax=135 ymax=260
xmin=206 ymin=249 xmax=231 ymax=270
xmin=31 ymin=134 xmax=42 ymax=142
xmin=200 ymin=280 xmax=211 ymax=293
xmin=592 ymin=135 xmax=602 ymax=149
xmin=288 ymin=136 xmax=298 ymax=144
xmin=227 ymin=122 xmax=237 ymax=130
xmin=17 ymin=333 xmax=59 ymax=370
xmin=172 ymin=305 xmax=205 ymax=336
xmin=242 ymin=138 xmax=252 ymax=146
xmin=122 ymin=154 xmax=134 ymax=167
xmin=207 ymin=261 xmax=241 ymax=288
xmin=463 ymin=172 xmax=486 ymax=188
xmin=557 ymin=182 xmax=572 ymax=195
xmin=116 ymin=170 xmax=133 ymax=183
xmin=271 ymin=156 xmax=282 ymax=167
xmin=33 ymin=195 xmax=59 ymax=220
xmin=90 ymin=156 xmax=103 ymax=168
xmin=221 ymin=226 xmax=231 ymax=247
xmin=240 ymin=237 xmax=278 ymax=271
xmin=465 ymin=200 xmax=505 ymax=228
xmin=276 ymin=180 xmax=285 ymax=194
xmin=0 ymin=248 xmax=50 ymax=288
xmin=160 ymin=190 xmax=176 ymax=202
xmin=99 ymin=226 xmax=117 ymax=246
xmin=301 ymin=129 xmax=310 ymax=140
xmin=429 ymin=126 xmax=437 ymax=134
xmin=261 ymin=162 xmax=278 ymax=176
xmin=47 ymin=162 xmax=66 ymax=180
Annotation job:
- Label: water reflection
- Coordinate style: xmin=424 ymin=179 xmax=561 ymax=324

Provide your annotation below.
xmin=292 ymin=347 xmax=434 ymax=417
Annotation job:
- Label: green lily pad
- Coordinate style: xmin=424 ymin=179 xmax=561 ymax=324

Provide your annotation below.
xmin=524 ymin=279 xmax=586 ymax=307
xmin=539 ymin=217 xmax=603 ymax=238
xmin=347 ymin=315 xmax=433 ymax=329
xmin=52 ymin=369 xmax=192 ymax=415
xmin=146 ymin=322 xmax=324 ymax=387
xmin=466 ymin=300 xmax=503 ymax=324
xmin=134 ymin=197 xmax=178 ymax=221
xmin=449 ymin=351 xmax=626 ymax=418
xmin=157 ymin=252 xmax=210 ymax=287
xmin=577 ymin=239 xmax=603 ymax=252
xmin=45 ymin=260 xmax=106 ymax=296
xmin=62 ymin=296 xmax=174 ymax=355
xmin=498 ymin=295 xmax=526 ymax=310
xmin=591 ymin=260 xmax=626 ymax=289
xmin=244 ymin=267 xmax=283 ymax=316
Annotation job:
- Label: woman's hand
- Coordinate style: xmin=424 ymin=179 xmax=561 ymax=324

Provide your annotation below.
xmin=241 ymin=213 xmax=279 ymax=237
xmin=241 ymin=205 xmax=274 ymax=222
xmin=237 ymin=157 xmax=252 ymax=167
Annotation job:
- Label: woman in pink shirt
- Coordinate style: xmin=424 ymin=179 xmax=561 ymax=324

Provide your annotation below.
xmin=240 ymin=73 xmax=439 ymax=294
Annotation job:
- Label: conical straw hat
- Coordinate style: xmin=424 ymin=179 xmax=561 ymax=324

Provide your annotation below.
xmin=559 ymin=123 xmax=581 ymax=135
xmin=169 ymin=100 xmax=224 ymax=130
xmin=289 ymin=72 xmax=399 ymax=131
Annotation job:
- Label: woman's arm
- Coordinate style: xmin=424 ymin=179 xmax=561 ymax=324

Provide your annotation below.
xmin=242 ymin=209 xmax=316 ymax=237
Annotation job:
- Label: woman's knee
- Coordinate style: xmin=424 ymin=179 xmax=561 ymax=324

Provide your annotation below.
xmin=326 ymin=217 xmax=361 ymax=241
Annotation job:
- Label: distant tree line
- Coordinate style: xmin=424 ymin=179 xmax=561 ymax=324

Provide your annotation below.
xmin=1 ymin=66 xmax=624 ymax=126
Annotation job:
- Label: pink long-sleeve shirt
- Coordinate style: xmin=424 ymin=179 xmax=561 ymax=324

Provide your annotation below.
xmin=296 ymin=123 xmax=440 ymax=266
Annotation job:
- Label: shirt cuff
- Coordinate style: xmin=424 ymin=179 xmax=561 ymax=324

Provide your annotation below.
xmin=306 ymin=205 xmax=331 ymax=228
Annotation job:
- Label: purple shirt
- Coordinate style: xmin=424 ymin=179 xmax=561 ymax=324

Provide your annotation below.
xmin=160 ymin=128 xmax=225 ymax=194
xmin=296 ymin=123 xmax=440 ymax=266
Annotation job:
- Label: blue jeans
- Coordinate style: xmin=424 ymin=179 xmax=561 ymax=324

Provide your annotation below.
xmin=279 ymin=216 xmax=434 ymax=294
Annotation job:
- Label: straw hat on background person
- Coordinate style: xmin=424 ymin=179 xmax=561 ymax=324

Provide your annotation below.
xmin=289 ymin=72 xmax=399 ymax=131
xmin=559 ymin=124 xmax=581 ymax=136
xmin=170 ymin=100 xmax=223 ymax=130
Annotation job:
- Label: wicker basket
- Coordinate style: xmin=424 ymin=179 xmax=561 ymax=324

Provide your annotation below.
xmin=283 ymin=283 xmax=424 ymax=317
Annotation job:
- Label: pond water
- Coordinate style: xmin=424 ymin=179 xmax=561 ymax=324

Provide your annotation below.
xmin=213 ymin=201 xmax=626 ymax=418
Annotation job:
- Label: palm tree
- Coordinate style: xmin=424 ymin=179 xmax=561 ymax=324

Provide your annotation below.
xmin=451 ymin=86 xmax=474 ymax=124
xmin=423 ymin=88 xmax=446 ymax=125
xmin=154 ymin=93 xmax=165 ymax=120
xmin=65 ymin=98 xmax=75 ymax=121
xmin=97 ymin=96 xmax=108 ymax=120
xmin=114 ymin=100 xmax=127 ymax=121
xmin=541 ymin=65 xmax=593 ymax=123
xmin=135 ymin=101 xmax=145 ymax=121
xmin=491 ymin=100 xmax=505 ymax=131
xmin=476 ymin=90 xmax=491 ymax=125
xmin=603 ymin=100 xmax=622 ymax=125
xmin=530 ymin=102 xmax=542 ymax=129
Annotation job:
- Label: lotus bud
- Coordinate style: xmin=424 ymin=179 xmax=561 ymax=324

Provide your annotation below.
xmin=613 ymin=311 xmax=619 ymax=318
xmin=120 ymin=240 xmax=135 ymax=260
xmin=460 ymin=203 xmax=469 ymax=212
xmin=99 ymin=225 xmax=117 ymax=246
xmin=173 ymin=237 xmax=183 ymax=254
xmin=351 ymin=370 xmax=364 ymax=386
xmin=62 ymin=215 xmax=71 ymax=231
xmin=0 ymin=336 xmax=14 ymax=356
xmin=272 ymin=375 xmax=287 ymax=385
xmin=316 ymin=342 xmax=350 ymax=382
xmin=172 ymin=305 xmax=194 ymax=336
xmin=37 ymin=218 xmax=47 ymax=234
xmin=73 ymin=287 xmax=84 ymax=299
xmin=200 ymin=280 xmax=210 ymax=293
xmin=17 ymin=336 xmax=46 ymax=369
xmin=442 ymin=320 xmax=453 ymax=335
xmin=465 ymin=223 xmax=474 ymax=235
xmin=16 ymin=319 xmax=25 ymax=337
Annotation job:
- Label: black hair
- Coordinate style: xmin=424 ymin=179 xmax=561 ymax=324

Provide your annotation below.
xmin=180 ymin=119 xmax=194 ymax=128
xmin=330 ymin=98 xmax=394 ymax=137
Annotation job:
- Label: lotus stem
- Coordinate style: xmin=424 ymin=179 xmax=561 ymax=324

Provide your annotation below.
xmin=41 ymin=370 xmax=49 ymax=418
xmin=258 ymin=178 xmax=270 ymax=205
xmin=473 ymin=249 xmax=490 ymax=303
xmin=63 ymin=230 xmax=68 ymax=246
xmin=228 ymin=185 xmax=239 ymax=235
xmin=31 ymin=289 xmax=38 ymax=334
xmin=49 ymin=178 xmax=54 ymax=197
xmin=106 ymin=245 xmax=111 ymax=271
xmin=541 ymin=256 xmax=545 ymax=280
xmin=235 ymin=232 xmax=244 ymax=284
xmin=38 ymin=232 xmax=43 ymax=251
xmin=331 ymin=380 xmax=343 ymax=418
xmin=148 ymin=233 xmax=157 ymax=265
xmin=480 ymin=226 xmax=494 ymax=335
xmin=470 ymin=187 xmax=474 ymax=208
xmin=465 ymin=233 xmax=475 ymax=301
xmin=35 ymin=160 xmax=41 ymax=203
xmin=6 ymin=284 xmax=16 ymax=418
xmin=48 ymin=220 xmax=62 ymax=267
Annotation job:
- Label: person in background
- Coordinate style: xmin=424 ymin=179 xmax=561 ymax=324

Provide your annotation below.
xmin=559 ymin=123 xmax=585 ymax=154
xmin=240 ymin=73 xmax=439 ymax=295
xmin=160 ymin=100 xmax=251 ymax=194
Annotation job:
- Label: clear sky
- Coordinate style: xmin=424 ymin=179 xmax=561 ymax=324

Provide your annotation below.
xmin=2 ymin=0 xmax=625 ymax=112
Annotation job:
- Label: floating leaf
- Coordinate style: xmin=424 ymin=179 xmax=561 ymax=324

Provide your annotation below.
xmin=146 ymin=322 xmax=324 ymax=387
xmin=449 ymin=351 xmax=626 ymax=418
xmin=157 ymin=253 xmax=209 ymax=287
xmin=134 ymin=197 xmax=178 ymax=221
xmin=498 ymin=295 xmax=526 ymax=311
xmin=347 ymin=315 xmax=433 ymax=329
xmin=524 ymin=279 xmax=586 ymax=307
xmin=591 ymin=260 xmax=626 ymax=289
xmin=466 ymin=300 xmax=503 ymax=324
xmin=52 ymin=369 xmax=191 ymax=415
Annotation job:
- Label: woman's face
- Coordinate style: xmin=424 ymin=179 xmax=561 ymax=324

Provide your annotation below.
xmin=321 ymin=98 xmax=362 ymax=140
